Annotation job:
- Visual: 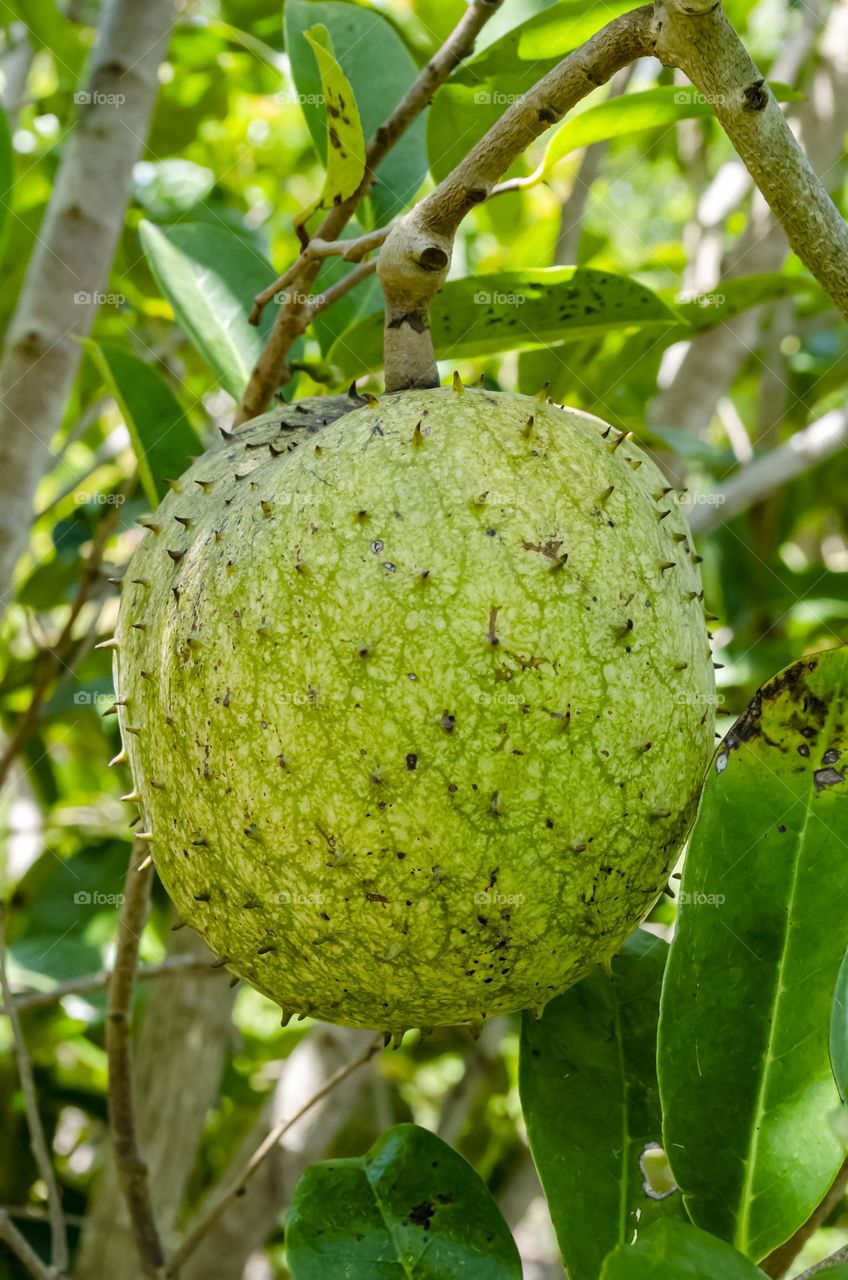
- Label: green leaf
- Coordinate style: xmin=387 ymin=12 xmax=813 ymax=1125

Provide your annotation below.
xmin=674 ymin=273 xmax=816 ymax=333
xmin=426 ymin=0 xmax=636 ymax=183
xmin=831 ymin=947 xmax=848 ymax=1102
xmin=138 ymin=220 xmax=278 ymax=400
xmin=600 ymin=1219 xmax=767 ymax=1279
xmin=659 ymin=648 xmax=848 ymax=1261
xmin=86 ymin=342 xmax=202 ymax=506
xmin=293 ymin=25 xmax=366 ymax=238
xmin=286 ymin=0 xmax=427 ymax=224
xmin=520 ymin=930 xmax=681 ymax=1280
xmin=0 ymin=106 xmax=12 ymax=263
xmin=328 ymin=267 xmax=678 ymax=376
xmin=286 ymin=1123 xmax=521 ymax=1279
xmin=524 ymin=83 xmax=803 ymax=189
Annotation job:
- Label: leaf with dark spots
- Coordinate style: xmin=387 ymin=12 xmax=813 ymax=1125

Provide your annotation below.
xmin=814 ymin=766 xmax=845 ymax=791
xmin=660 ymin=646 xmax=848 ymax=1259
xmin=286 ymin=1123 xmax=521 ymax=1278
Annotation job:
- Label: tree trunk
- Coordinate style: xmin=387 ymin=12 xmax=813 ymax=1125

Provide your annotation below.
xmin=0 ymin=0 xmax=175 ymax=607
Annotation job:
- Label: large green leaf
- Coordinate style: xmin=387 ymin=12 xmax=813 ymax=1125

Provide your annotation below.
xmin=138 ymin=220 xmax=278 ymax=400
xmin=831 ymin=947 xmax=848 ymax=1102
xmin=520 ymin=930 xmax=682 ymax=1280
xmin=426 ymin=0 xmax=636 ymax=182
xmin=523 ymin=83 xmax=804 ymax=189
xmin=600 ymin=1219 xmax=766 ymax=1279
xmin=328 ymin=267 xmax=678 ymax=376
xmin=293 ymin=26 xmax=366 ymax=239
xmin=286 ymin=0 xmax=427 ymax=224
xmin=659 ymin=648 xmax=848 ymax=1261
xmin=286 ymin=1123 xmax=521 ymax=1279
xmin=86 ymin=342 xmax=203 ymax=506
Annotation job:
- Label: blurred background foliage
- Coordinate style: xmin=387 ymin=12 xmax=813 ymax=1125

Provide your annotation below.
xmin=0 ymin=0 xmax=846 ymax=1275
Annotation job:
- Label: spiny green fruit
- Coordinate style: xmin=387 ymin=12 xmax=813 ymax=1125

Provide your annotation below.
xmin=112 ymin=385 xmax=715 ymax=1033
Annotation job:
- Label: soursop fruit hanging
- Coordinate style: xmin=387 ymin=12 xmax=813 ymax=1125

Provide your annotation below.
xmin=111 ymin=386 xmax=714 ymax=1032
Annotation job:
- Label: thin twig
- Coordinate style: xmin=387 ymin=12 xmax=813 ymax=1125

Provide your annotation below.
xmin=688 ymin=406 xmax=848 ymax=536
xmin=0 ymin=907 xmax=68 ymax=1273
xmin=309 ymin=257 xmax=378 ymax=319
xmin=377 ymin=5 xmax=654 ymax=389
xmin=761 ymin=1158 xmax=848 ymax=1277
xmin=0 ymin=477 xmax=135 ymax=790
xmin=235 ymin=0 xmax=505 ymax=424
xmin=249 ymin=226 xmax=389 ymax=325
xmin=164 ymin=1034 xmax=383 ymax=1275
xmin=797 ymin=1241 xmax=848 ymax=1279
xmin=106 ymin=846 xmax=165 ymax=1278
xmin=0 ymin=1209 xmax=58 ymax=1280
xmin=1 ymin=954 xmax=229 ymax=1015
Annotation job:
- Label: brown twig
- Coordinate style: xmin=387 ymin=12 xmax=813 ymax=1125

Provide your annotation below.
xmin=0 ymin=954 xmax=229 ymax=1015
xmin=235 ymin=0 xmax=505 ymax=424
xmin=796 ymin=1241 xmax=848 ymax=1278
xmin=106 ymin=846 xmax=165 ymax=1278
xmin=761 ymin=1158 xmax=848 ymax=1277
xmin=248 ymin=226 xmax=389 ymax=325
xmin=163 ymin=1034 xmax=383 ymax=1275
xmin=0 ymin=1209 xmax=58 ymax=1280
xmin=0 ymin=907 xmax=68 ymax=1274
xmin=0 ymin=479 xmax=135 ymax=790
xmin=309 ymin=257 xmax=378 ymax=320
xmin=377 ymin=5 xmax=655 ymax=389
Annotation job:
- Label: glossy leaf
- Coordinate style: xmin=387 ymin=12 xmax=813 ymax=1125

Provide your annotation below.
xmin=328 ymin=267 xmax=678 ymax=376
xmin=86 ymin=342 xmax=202 ymax=506
xmin=659 ymin=649 xmax=848 ymax=1261
xmin=286 ymin=0 xmax=427 ymax=223
xmin=293 ymin=26 xmax=365 ymax=238
xmin=138 ymin=220 xmax=277 ymax=400
xmin=524 ymin=83 xmax=803 ymax=190
xmin=520 ymin=930 xmax=681 ymax=1280
xmin=831 ymin=947 xmax=848 ymax=1102
xmin=286 ymin=1123 xmax=521 ymax=1279
xmin=426 ymin=0 xmax=635 ymax=182
xmin=600 ymin=1219 xmax=766 ymax=1279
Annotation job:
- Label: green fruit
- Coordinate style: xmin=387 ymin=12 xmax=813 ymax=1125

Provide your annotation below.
xmin=113 ymin=386 xmax=714 ymax=1032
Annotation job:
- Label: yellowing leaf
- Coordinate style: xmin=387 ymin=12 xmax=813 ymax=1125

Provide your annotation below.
xmin=293 ymin=26 xmax=366 ymax=239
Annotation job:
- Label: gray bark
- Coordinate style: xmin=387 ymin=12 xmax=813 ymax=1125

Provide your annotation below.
xmin=0 ymin=0 xmax=175 ymax=609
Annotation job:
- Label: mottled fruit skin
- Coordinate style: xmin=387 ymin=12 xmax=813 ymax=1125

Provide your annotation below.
xmin=114 ymin=388 xmax=715 ymax=1030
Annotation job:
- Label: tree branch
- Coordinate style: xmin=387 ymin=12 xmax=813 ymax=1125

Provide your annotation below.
xmin=164 ymin=1035 xmax=383 ymax=1276
xmin=761 ymin=1158 xmax=848 ymax=1277
xmin=106 ymin=847 xmax=165 ymax=1278
xmin=248 ymin=226 xmax=389 ymax=325
xmin=688 ymin=406 xmax=848 ymax=535
xmin=0 ymin=907 xmax=68 ymax=1274
xmin=653 ymin=0 xmax=848 ymax=317
xmin=0 ymin=0 xmax=175 ymax=612
xmin=0 ymin=478 xmax=133 ymax=789
xmin=0 ymin=954 xmax=228 ymax=1015
xmin=235 ymin=0 xmax=505 ymax=424
xmin=796 ymin=1241 xmax=848 ymax=1279
xmin=376 ymin=6 xmax=656 ymax=390
xmin=0 ymin=1209 xmax=58 ymax=1280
